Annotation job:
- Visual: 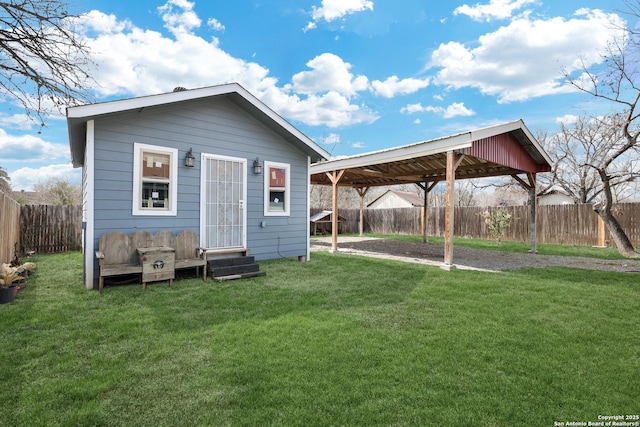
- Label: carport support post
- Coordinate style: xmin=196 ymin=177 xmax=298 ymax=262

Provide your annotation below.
xmin=326 ymin=170 xmax=345 ymax=252
xmin=512 ymin=173 xmax=538 ymax=253
xmin=356 ymin=187 xmax=370 ymax=237
xmin=443 ymin=151 xmax=464 ymax=269
xmin=417 ymin=181 xmax=438 ymax=243
xmin=528 ymin=176 xmax=537 ymax=253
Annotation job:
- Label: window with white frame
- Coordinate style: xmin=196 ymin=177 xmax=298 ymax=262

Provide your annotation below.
xmin=132 ymin=143 xmax=178 ymax=216
xmin=264 ymin=161 xmax=290 ymax=216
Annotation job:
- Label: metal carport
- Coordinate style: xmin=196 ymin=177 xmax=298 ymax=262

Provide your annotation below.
xmin=309 ymin=120 xmax=553 ymax=269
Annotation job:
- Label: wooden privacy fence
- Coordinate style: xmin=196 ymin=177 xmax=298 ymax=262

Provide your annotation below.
xmin=0 ymin=192 xmax=21 ymax=263
xmin=20 ymin=205 xmax=83 ymax=255
xmin=312 ymin=203 xmax=640 ymax=248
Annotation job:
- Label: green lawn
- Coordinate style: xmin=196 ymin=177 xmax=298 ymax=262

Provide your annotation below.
xmin=1 ymin=250 xmax=638 ymax=426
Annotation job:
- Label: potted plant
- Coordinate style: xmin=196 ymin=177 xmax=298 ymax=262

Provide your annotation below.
xmin=0 ymin=263 xmax=22 ymax=304
xmin=14 ymin=262 xmax=36 ymax=291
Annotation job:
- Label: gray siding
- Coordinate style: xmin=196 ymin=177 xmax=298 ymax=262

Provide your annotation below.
xmin=92 ymin=97 xmax=310 ymax=271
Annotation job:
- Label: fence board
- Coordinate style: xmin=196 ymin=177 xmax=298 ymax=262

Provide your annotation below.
xmin=313 ymin=203 xmax=640 ymax=248
xmin=19 ymin=205 xmax=82 ymax=254
xmin=0 ymin=192 xmax=21 ymax=263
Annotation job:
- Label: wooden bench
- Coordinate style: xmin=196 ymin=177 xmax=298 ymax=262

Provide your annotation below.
xmin=96 ymin=230 xmax=207 ymax=294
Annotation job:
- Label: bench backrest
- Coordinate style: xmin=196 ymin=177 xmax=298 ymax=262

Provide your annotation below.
xmin=98 ymin=230 xmax=201 ymax=264
xmin=175 ymin=230 xmax=201 ymax=261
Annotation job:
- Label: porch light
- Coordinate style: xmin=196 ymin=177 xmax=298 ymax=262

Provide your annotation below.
xmin=253 ymin=158 xmax=262 ymax=175
xmin=185 ymin=148 xmax=195 ymax=167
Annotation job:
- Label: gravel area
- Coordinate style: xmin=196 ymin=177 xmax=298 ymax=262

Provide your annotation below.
xmin=310 ymin=236 xmax=640 ymax=273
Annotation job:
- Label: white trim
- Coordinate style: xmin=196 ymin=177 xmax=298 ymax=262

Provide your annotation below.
xmin=310 ymin=133 xmax=472 ymax=174
xmin=66 ymin=82 xmax=330 ymax=164
xmin=200 ymin=153 xmax=248 ymax=250
xmin=309 ymin=120 xmax=551 ymax=175
xmin=264 ymin=160 xmax=291 ymax=217
xmin=132 ymin=143 xmax=178 ymax=216
xmin=306 ymin=156 xmax=311 ymax=261
xmin=84 ymin=121 xmax=95 ymax=289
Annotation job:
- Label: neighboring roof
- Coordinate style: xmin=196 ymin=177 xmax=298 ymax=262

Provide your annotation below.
xmin=367 ymin=190 xmax=424 ymax=208
xmin=67 ymin=82 xmax=330 ymax=168
xmin=539 ymin=189 xmax=571 ymax=197
xmin=310 ymin=120 xmax=552 ymax=188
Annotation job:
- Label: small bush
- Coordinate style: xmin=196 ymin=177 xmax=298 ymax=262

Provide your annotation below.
xmin=480 ymin=208 xmax=513 ymax=245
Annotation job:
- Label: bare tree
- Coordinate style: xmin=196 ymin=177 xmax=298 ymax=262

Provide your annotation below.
xmin=542 ymin=115 xmax=640 ymax=204
xmin=429 ymin=180 xmax=478 ymax=207
xmin=33 ymin=177 xmax=80 ymax=205
xmin=310 ymin=185 xmax=364 ymax=209
xmin=560 ymin=2 xmax=640 ymax=257
xmin=0 ymin=0 xmax=94 ymax=127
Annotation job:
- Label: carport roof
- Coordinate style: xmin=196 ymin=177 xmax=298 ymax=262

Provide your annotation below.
xmin=310 ymin=120 xmax=552 ymax=187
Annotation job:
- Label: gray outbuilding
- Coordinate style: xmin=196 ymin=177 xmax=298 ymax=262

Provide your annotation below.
xmin=67 ymin=83 xmax=329 ymax=289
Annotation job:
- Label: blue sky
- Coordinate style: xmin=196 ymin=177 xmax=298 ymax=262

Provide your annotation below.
xmin=0 ymin=0 xmax=631 ymax=190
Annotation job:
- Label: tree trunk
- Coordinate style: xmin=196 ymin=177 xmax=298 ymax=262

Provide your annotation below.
xmin=596 ymin=209 xmax=640 ymax=258
xmin=594 ymin=168 xmax=639 ymax=258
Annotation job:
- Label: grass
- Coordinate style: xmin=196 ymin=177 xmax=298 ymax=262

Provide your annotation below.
xmin=1 ymin=251 xmax=639 ymax=426
xmin=338 ymin=232 xmax=632 ymax=259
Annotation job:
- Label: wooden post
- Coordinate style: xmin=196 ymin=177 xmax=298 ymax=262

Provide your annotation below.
xmin=597 ymin=215 xmax=606 ymax=247
xmin=443 ymin=152 xmax=463 ymax=269
xmin=511 ymin=173 xmax=538 ymax=254
xmin=422 ymin=183 xmax=428 ymax=243
xmin=529 ymin=183 xmax=537 ymax=253
xmin=325 ymin=170 xmax=345 ymax=252
xmin=356 ymin=187 xmax=369 ymax=237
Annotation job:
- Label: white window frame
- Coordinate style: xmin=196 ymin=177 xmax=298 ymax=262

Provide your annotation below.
xmin=264 ymin=160 xmax=290 ymax=217
xmin=132 ymin=143 xmax=178 ymax=216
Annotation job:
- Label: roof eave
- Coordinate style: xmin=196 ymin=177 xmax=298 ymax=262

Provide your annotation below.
xmin=66 ymin=82 xmax=330 ymax=167
xmin=311 ymin=133 xmax=473 ymax=174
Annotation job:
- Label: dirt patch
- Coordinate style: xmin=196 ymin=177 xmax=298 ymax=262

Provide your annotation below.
xmin=310 ymin=237 xmax=640 ymax=273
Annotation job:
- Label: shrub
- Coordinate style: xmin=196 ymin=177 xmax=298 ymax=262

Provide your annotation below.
xmin=479 ymin=208 xmax=513 ymax=245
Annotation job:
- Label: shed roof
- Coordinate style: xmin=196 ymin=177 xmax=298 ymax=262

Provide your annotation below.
xmin=310 ymin=120 xmax=551 ymax=187
xmin=310 ymin=210 xmax=345 ymax=222
xmin=67 ymin=83 xmax=330 ymax=167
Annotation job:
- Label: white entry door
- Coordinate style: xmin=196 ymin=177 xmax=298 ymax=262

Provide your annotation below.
xmin=201 ymin=154 xmax=247 ymax=250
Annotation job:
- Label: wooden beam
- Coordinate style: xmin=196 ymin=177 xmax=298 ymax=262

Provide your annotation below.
xmin=443 ymin=151 xmax=462 ymax=269
xmin=511 ymin=174 xmax=531 ymax=190
xmin=325 ymin=170 xmax=345 ymax=252
xmin=528 ymin=173 xmax=537 ymax=253
xmin=420 ymin=181 xmax=438 ymax=243
xmin=512 ymin=173 xmax=538 ymax=253
xmin=356 ymin=187 xmax=370 ymax=236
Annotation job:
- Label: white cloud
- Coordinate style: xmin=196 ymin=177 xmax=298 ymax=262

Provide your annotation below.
xmin=207 ymin=18 xmax=225 ymax=31
xmin=0 ymin=113 xmax=38 ymax=131
xmin=430 ymin=8 xmax=626 ymax=103
xmin=556 ymin=114 xmax=579 ymax=125
xmin=158 ymin=0 xmax=201 ymax=35
xmin=290 ymin=53 xmax=369 ymax=97
xmin=10 ymin=164 xmax=80 ymax=192
xmin=401 ymin=102 xmax=475 ymax=118
xmin=351 ymin=141 xmax=365 ymax=148
xmin=309 ymin=0 xmax=374 ymax=26
xmin=0 ymin=129 xmax=68 ymax=163
xmin=262 ymin=87 xmax=378 ymax=128
xmin=370 ymin=76 xmax=430 ymax=98
xmin=319 ymin=133 xmax=341 ymax=145
xmin=77 ymin=3 xmax=380 ymax=129
xmin=454 ymin=0 xmax=538 ymax=22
